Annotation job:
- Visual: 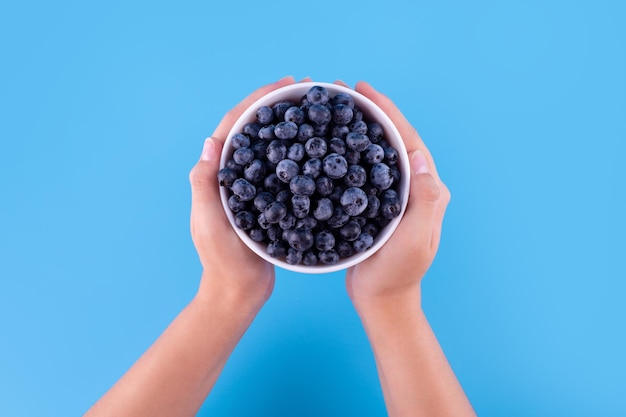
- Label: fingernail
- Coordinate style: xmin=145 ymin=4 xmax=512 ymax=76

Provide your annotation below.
xmin=411 ymin=150 xmax=430 ymax=175
xmin=201 ymin=137 xmax=216 ymax=161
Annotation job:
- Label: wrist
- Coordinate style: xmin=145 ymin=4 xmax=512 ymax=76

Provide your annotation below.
xmin=195 ymin=269 xmax=273 ymax=316
xmin=351 ymin=284 xmax=423 ymax=319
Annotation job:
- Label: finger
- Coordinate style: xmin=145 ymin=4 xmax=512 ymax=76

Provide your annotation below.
xmin=429 ymin=184 xmax=451 ymax=253
xmin=212 ymin=75 xmax=296 ymax=143
xmin=189 ymin=137 xmax=231 ymax=235
xmin=299 ymin=76 xmax=312 ymax=82
xmin=334 ymin=79 xmax=350 ymax=88
xmin=388 ymin=150 xmax=441 ymax=255
xmin=354 ymin=81 xmax=441 ymax=179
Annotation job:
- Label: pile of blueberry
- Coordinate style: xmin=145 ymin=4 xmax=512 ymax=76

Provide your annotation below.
xmin=218 ymin=85 xmax=402 ymax=266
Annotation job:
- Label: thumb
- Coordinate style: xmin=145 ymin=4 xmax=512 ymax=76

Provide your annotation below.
xmin=391 ymin=150 xmax=441 ymax=252
xmin=189 ymin=137 xmax=231 ymax=234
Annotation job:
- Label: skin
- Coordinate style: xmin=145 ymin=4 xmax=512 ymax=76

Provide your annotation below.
xmin=84 ymin=76 xmax=474 ymax=417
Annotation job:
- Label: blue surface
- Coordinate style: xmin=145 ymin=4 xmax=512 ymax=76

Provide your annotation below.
xmin=1 ymin=1 xmax=625 ymax=416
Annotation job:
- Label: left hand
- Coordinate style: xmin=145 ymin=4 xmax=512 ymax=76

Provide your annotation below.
xmin=188 ymin=76 xmax=297 ymax=304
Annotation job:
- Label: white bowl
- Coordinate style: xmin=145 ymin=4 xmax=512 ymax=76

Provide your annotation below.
xmin=219 ymin=82 xmax=410 ymax=274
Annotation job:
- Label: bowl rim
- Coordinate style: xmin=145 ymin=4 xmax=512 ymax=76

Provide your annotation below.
xmin=219 ymin=81 xmax=410 ymax=274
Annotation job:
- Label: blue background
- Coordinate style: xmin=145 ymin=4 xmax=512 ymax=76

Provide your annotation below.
xmin=1 ymin=0 xmax=625 ymax=416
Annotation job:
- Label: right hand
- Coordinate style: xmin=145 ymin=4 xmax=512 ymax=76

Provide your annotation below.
xmin=344 ymin=81 xmax=451 ymax=306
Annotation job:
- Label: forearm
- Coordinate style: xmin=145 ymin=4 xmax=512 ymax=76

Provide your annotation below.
xmin=354 ymin=288 xmax=475 ymax=417
xmin=85 ymin=275 xmax=266 ymax=417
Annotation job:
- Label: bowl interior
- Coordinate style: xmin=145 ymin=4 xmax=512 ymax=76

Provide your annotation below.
xmin=219 ymin=82 xmax=410 ymax=274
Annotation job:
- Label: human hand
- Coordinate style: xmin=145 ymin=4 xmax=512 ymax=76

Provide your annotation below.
xmin=188 ymin=76 xmax=297 ymax=306
xmin=343 ymin=81 xmax=451 ymax=308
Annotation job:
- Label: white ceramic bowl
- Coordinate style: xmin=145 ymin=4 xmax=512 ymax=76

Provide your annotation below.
xmin=219 ymin=82 xmax=410 ymax=274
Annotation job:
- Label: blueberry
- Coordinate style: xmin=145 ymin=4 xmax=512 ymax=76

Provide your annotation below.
xmin=361 ymin=222 xmax=379 ymax=237
xmin=384 ymin=146 xmax=399 ymax=165
xmin=326 ymin=206 xmax=350 ymax=228
xmin=331 ymin=92 xmax=355 ymax=109
xmin=290 ymin=175 xmax=316 ymax=196
xmin=322 ymin=153 xmax=348 ymax=179
xmin=315 ymin=176 xmax=334 ymax=196
xmin=318 ymin=250 xmax=340 ymax=265
xmin=339 ymin=220 xmax=361 ymax=241
xmin=349 ymin=120 xmax=368 ymax=134
xmin=263 ymin=173 xmax=283 ymax=194
xmin=329 ymin=137 xmax=346 ymax=155
xmin=346 ymin=132 xmax=371 ymax=152
xmin=300 ymin=94 xmax=312 ymax=110
xmin=265 ymin=201 xmax=288 ymax=223
xmin=381 ymin=197 xmax=401 ymax=219
xmin=284 ymin=106 xmax=305 ymax=125
xmin=390 ymin=164 xmax=401 ymax=183
xmin=304 ymin=137 xmax=327 ymax=159
xmin=380 ymin=189 xmax=399 ymax=201
xmin=345 ymin=148 xmax=361 ymax=165
xmin=267 ymin=225 xmax=283 ymax=241
xmin=297 ymin=123 xmax=315 ymax=143
xmin=340 ymin=187 xmax=369 ymax=216
xmin=302 ymin=158 xmax=322 ymax=178
xmin=306 ymin=85 xmax=330 ymax=105
xmin=302 ymin=250 xmax=318 ymax=266
xmin=249 ymin=228 xmax=266 ymax=242
xmin=343 ymin=164 xmax=367 ymax=187
xmin=266 ymin=140 xmax=287 ymax=164
xmin=279 ymin=212 xmax=297 ymax=230
xmin=287 ymin=228 xmax=314 ymax=251
xmin=287 ymin=143 xmax=305 ymax=161
xmin=370 ymin=163 xmax=394 ymax=190
xmin=352 ymin=106 xmax=364 ymax=122
xmin=276 ymin=159 xmax=300 ymax=183
xmin=363 ymin=144 xmax=385 ymax=164
xmin=233 ymin=147 xmax=254 ymax=165
xmin=332 ymin=104 xmax=354 ymax=125
xmin=308 ymin=104 xmax=332 ymax=125
xmin=274 ymin=121 xmax=298 ymax=140
xmin=234 ymin=211 xmax=256 ymax=230
xmin=362 ymin=183 xmax=380 ymax=196
xmin=332 ymin=125 xmax=350 ymax=139
xmin=292 ymin=195 xmax=310 ymax=218
xmin=267 ymin=240 xmax=287 ymax=258
xmin=275 ymin=189 xmax=292 ymax=204
xmin=328 ymin=184 xmax=346 ymax=203
xmin=286 ymin=248 xmax=303 ymax=265
xmin=312 ymin=123 xmax=329 ymax=137
xmin=258 ymin=124 xmax=276 ymax=140
xmin=243 ymin=122 xmax=262 ymax=139
xmin=353 ymin=233 xmax=374 ymax=252
xmin=313 ymin=197 xmax=334 ymax=221
xmin=257 ymin=212 xmax=271 ymax=229
xmin=231 ymin=178 xmax=256 ymax=201
xmin=295 ymin=215 xmax=318 ymax=231
xmin=218 ymin=168 xmax=238 ymax=187
xmin=375 ymin=216 xmax=392 ymax=228
xmin=353 ymin=215 xmax=367 ymax=227
xmin=336 ymin=240 xmax=355 ymax=258
xmin=231 ymin=133 xmax=250 ymax=149
xmin=315 ymin=230 xmax=336 ymax=251
xmin=250 ymin=140 xmax=268 ymax=159
xmin=228 ymin=195 xmax=247 ymax=212
xmin=367 ymin=122 xmax=384 ymax=143
xmin=243 ymin=159 xmax=266 ymax=183
xmin=364 ymin=195 xmax=381 ymax=218
xmin=225 ymin=158 xmax=243 ymax=174
xmin=273 ymin=101 xmax=295 ymax=121
xmin=256 ymin=105 xmax=274 ymax=124
xmin=254 ymin=191 xmax=275 ymax=212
